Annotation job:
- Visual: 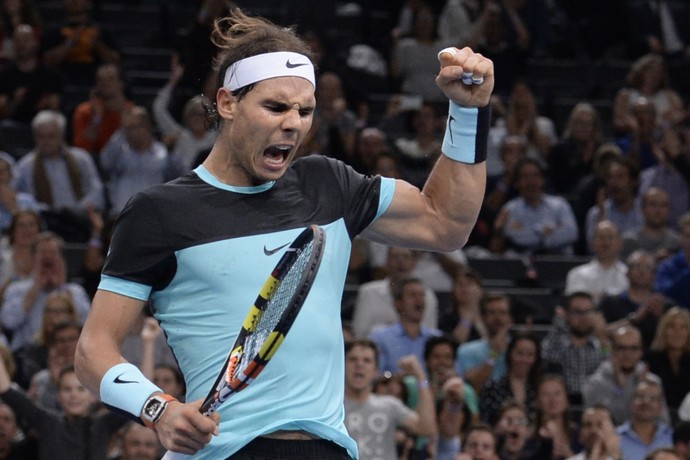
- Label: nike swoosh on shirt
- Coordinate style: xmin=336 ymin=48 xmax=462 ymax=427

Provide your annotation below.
xmin=263 ymin=242 xmax=289 ymax=256
xmin=286 ymin=60 xmax=308 ymax=69
xmin=114 ymin=374 xmax=138 ymax=384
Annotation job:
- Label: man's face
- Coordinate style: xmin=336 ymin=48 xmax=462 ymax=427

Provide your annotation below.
xmin=463 ymin=429 xmax=497 ymax=460
xmin=626 ymin=253 xmax=656 ymax=289
xmin=386 ymin=247 xmax=417 ymax=276
xmin=495 ymin=407 xmax=530 ymax=454
xmin=579 ymin=408 xmax=613 ymax=451
xmin=395 ymin=281 xmax=426 ymax=323
xmin=611 ymin=330 xmax=643 ymax=374
xmin=34 ymin=123 xmax=64 ymax=157
xmin=566 ymin=296 xmax=596 ymax=338
xmin=0 ymin=405 xmax=17 ymax=449
xmin=121 ymin=424 xmax=160 ymax=460
xmin=221 ymin=76 xmax=315 ymax=186
xmin=643 ymin=189 xmax=671 ymax=229
xmin=482 ymin=299 xmax=512 ymax=336
xmin=515 ymin=163 xmax=544 ymax=201
xmin=631 ymin=381 xmax=664 ymax=424
xmin=605 ymin=162 xmax=635 ymax=204
xmin=591 ymin=223 xmax=622 ymax=261
xmin=345 ymin=345 xmax=377 ymax=393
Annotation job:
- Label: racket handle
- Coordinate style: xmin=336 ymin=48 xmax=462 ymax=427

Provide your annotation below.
xmin=162 ymin=451 xmax=189 ymax=460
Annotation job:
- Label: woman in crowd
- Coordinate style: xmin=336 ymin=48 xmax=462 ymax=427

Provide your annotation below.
xmin=533 ymin=374 xmax=580 ymax=459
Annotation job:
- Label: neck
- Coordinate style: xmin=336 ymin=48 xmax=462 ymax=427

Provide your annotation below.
xmin=628 ymin=286 xmax=651 ymax=302
xmin=642 ymin=224 xmax=665 ymax=238
xmin=401 ymin=320 xmax=422 ymax=338
xmin=632 ymin=420 xmax=658 ymax=444
xmin=597 ymin=255 xmax=618 ymax=268
xmin=345 ymin=387 xmax=370 ymax=403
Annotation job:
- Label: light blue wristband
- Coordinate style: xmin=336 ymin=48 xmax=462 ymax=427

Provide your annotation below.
xmin=441 ymin=101 xmax=490 ymax=164
xmin=100 ymin=363 xmax=162 ymax=419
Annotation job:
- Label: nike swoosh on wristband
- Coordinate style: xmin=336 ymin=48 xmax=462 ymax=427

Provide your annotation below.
xmin=114 ymin=374 xmax=138 ymax=384
xmin=263 ymin=242 xmax=289 ymax=256
xmin=286 ymin=59 xmax=308 ymax=69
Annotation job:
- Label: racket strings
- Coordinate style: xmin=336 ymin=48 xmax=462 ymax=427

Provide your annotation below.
xmin=239 ymin=241 xmax=314 ymax=372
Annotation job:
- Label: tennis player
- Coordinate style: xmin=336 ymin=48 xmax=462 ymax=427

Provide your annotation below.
xmin=74 ymin=7 xmax=494 ymax=460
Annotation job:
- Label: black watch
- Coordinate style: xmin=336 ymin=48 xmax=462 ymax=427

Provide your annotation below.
xmin=141 ymin=393 xmax=176 ymax=429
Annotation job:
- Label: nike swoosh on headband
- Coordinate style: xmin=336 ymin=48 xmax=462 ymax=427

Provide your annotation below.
xmin=286 ymin=59 xmax=309 ymax=69
xmin=264 ymin=242 xmax=290 ymax=256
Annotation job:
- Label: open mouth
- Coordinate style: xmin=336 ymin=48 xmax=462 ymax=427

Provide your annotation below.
xmin=263 ymin=145 xmax=292 ymax=168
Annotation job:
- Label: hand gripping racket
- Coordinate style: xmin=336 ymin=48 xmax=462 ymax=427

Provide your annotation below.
xmin=163 ymin=225 xmax=325 ymax=459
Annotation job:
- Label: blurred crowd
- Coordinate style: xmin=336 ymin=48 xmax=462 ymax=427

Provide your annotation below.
xmin=0 ymin=0 xmax=689 ymax=459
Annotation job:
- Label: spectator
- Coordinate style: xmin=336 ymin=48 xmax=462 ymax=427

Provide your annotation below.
xmin=455 ymin=423 xmax=499 ymax=460
xmin=491 ymin=157 xmax=578 ymax=256
xmin=626 ymin=2 xmax=690 ymax=59
xmin=585 ymin=156 xmax=643 ymax=246
xmin=617 ymin=377 xmax=673 ymax=460
xmin=541 ymin=291 xmax=608 ymax=399
xmin=152 ymin=56 xmax=216 ymax=172
xmin=548 ymin=102 xmax=603 ymax=197
xmin=0 ymin=357 xmax=127 ymax=460
xmin=566 ymin=404 xmax=622 ymax=460
xmin=349 ymin=127 xmax=391 ymax=176
xmin=436 ymin=374 xmax=476 ymax=460
xmin=583 ymin=325 xmax=665 ymax=425
xmin=0 ymin=401 xmax=38 ymax=459
xmin=612 ymin=54 xmax=686 ymax=137
xmin=344 ymin=339 xmax=436 ymax=460
xmin=479 ymin=331 xmax=542 ymax=425
xmin=0 ymin=210 xmax=41 ymax=296
xmin=0 ymin=24 xmax=63 ymax=124
xmin=437 ymin=0 xmax=483 ymax=48
xmin=15 ymin=110 xmax=105 ymax=241
xmin=600 ymin=250 xmax=671 ymax=348
xmin=71 ymin=63 xmax=134 ymax=157
xmin=655 ymin=212 xmax=690 ymax=308
xmin=535 ymin=374 xmax=580 ymax=459
xmin=673 ymin=421 xmax=690 ymax=460
xmin=109 ymin=421 xmax=162 ymax=460
xmin=0 ymin=0 xmax=42 ymax=63
xmin=0 ymin=152 xmax=41 ymax=234
xmin=646 ymin=307 xmax=690 ymax=414
xmin=153 ymin=363 xmax=185 ymax=403
xmin=369 ymin=277 xmax=442 ymax=374
xmin=494 ymin=400 xmax=552 ymax=460
xmin=566 ymin=220 xmax=628 ymax=302
xmin=456 ymin=293 xmax=513 ymax=394
xmin=100 ymin=106 xmax=176 ymax=218
xmin=389 ymin=6 xmax=451 ymax=103
xmin=445 ymin=268 xmax=486 ymax=345
xmin=0 ymin=231 xmax=90 ymax=351
xmin=40 ymin=0 xmax=120 ymax=85
xmin=352 ymin=246 xmax=439 ymax=339
xmin=622 ymin=188 xmax=680 ymax=261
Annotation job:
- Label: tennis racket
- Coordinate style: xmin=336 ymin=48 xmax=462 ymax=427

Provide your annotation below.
xmin=163 ymin=224 xmax=326 ymax=459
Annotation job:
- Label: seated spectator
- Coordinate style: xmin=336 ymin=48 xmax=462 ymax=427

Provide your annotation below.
xmin=548 ymin=102 xmax=602 ymax=197
xmin=584 ymin=325 xmax=665 ymax=425
xmin=494 ymin=400 xmax=552 ymax=460
xmin=622 ymin=188 xmax=680 ymax=261
xmin=0 ymin=0 xmax=42 ymax=63
xmin=566 ymin=405 xmax=621 ymax=460
xmin=0 ymin=356 xmax=127 ymax=460
xmin=457 ymin=293 xmax=513 ymax=394
xmin=0 ymin=24 xmax=63 ymax=124
xmin=0 ymin=401 xmax=38 ymax=459
xmin=0 ymin=231 xmax=90 ymax=351
xmin=655 ymin=212 xmax=690 ymax=308
xmin=600 ymin=250 xmax=671 ymax=348
xmin=626 ymin=1 xmax=690 ymax=59
xmin=535 ymin=374 xmax=580 ymax=459
xmin=13 ymin=291 xmax=79 ymax=389
xmin=40 ymin=0 xmax=120 ymax=85
xmin=369 ymin=277 xmax=442 ymax=374
xmin=612 ymin=54 xmax=685 ymax=137
xmin=455 ymin=423 xmax=499 ymax=460
xmin=491 ymin=158 xmax=578 ymax=256
xmin=479 ymin=331 xmax=542 ymax=425
xmin=15 ymin=110 xmax=105 ymax=241
xmin=646 ymin=307 xmax=690 ymax=414
xmin=352 ymin=246 xmax=438 ymax=339
xmin=673 ymin=420 xmax=690 ymax=459
xmin=541 ymin=292 xmax=608 ymax=400
xmin=565 ymin=220 xmax=629 ymax=303
xmin=0 ymin=210 xmax=41 ymax=296
xmin=100 ymin=106 xmax=176 ymax=218
xmin=349 ymin=127 xmax=391 ymax=176
xmin=108 ymin=420 xmax=162 ymax=460
xmin=71 ymin=63 xmax=134 ymax=157
xmin=0 ymin=152 xmax=41 ymax=234
xmin=152 ymin=56 xmax=216 ymax=172
xmin=585 ymin=156 xmax=643 ymax=247
xmin=617 ymin=377 xmax=673 ymax=460
xmin=445 ymin=268 xmax=486 ymax=345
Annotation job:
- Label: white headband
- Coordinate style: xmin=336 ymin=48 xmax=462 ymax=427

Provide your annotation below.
xmin=223 ymin=51 xmax=316 ymax=91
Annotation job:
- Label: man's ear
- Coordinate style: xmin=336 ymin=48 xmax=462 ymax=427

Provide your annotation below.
xmin=217 ymin=88 xmax=236 ymax=120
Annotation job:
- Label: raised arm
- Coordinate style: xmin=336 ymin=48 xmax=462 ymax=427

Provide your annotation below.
xmin=363 ymin=47 xmax=493 ymax=252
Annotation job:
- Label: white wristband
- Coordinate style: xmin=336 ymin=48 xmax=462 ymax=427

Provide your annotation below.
xmin=100 ymin=363 xmax=162 ymax=419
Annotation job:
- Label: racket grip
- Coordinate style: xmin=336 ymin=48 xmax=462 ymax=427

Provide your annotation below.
xmin=162 ymin=451 xmax=189 ymax=460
